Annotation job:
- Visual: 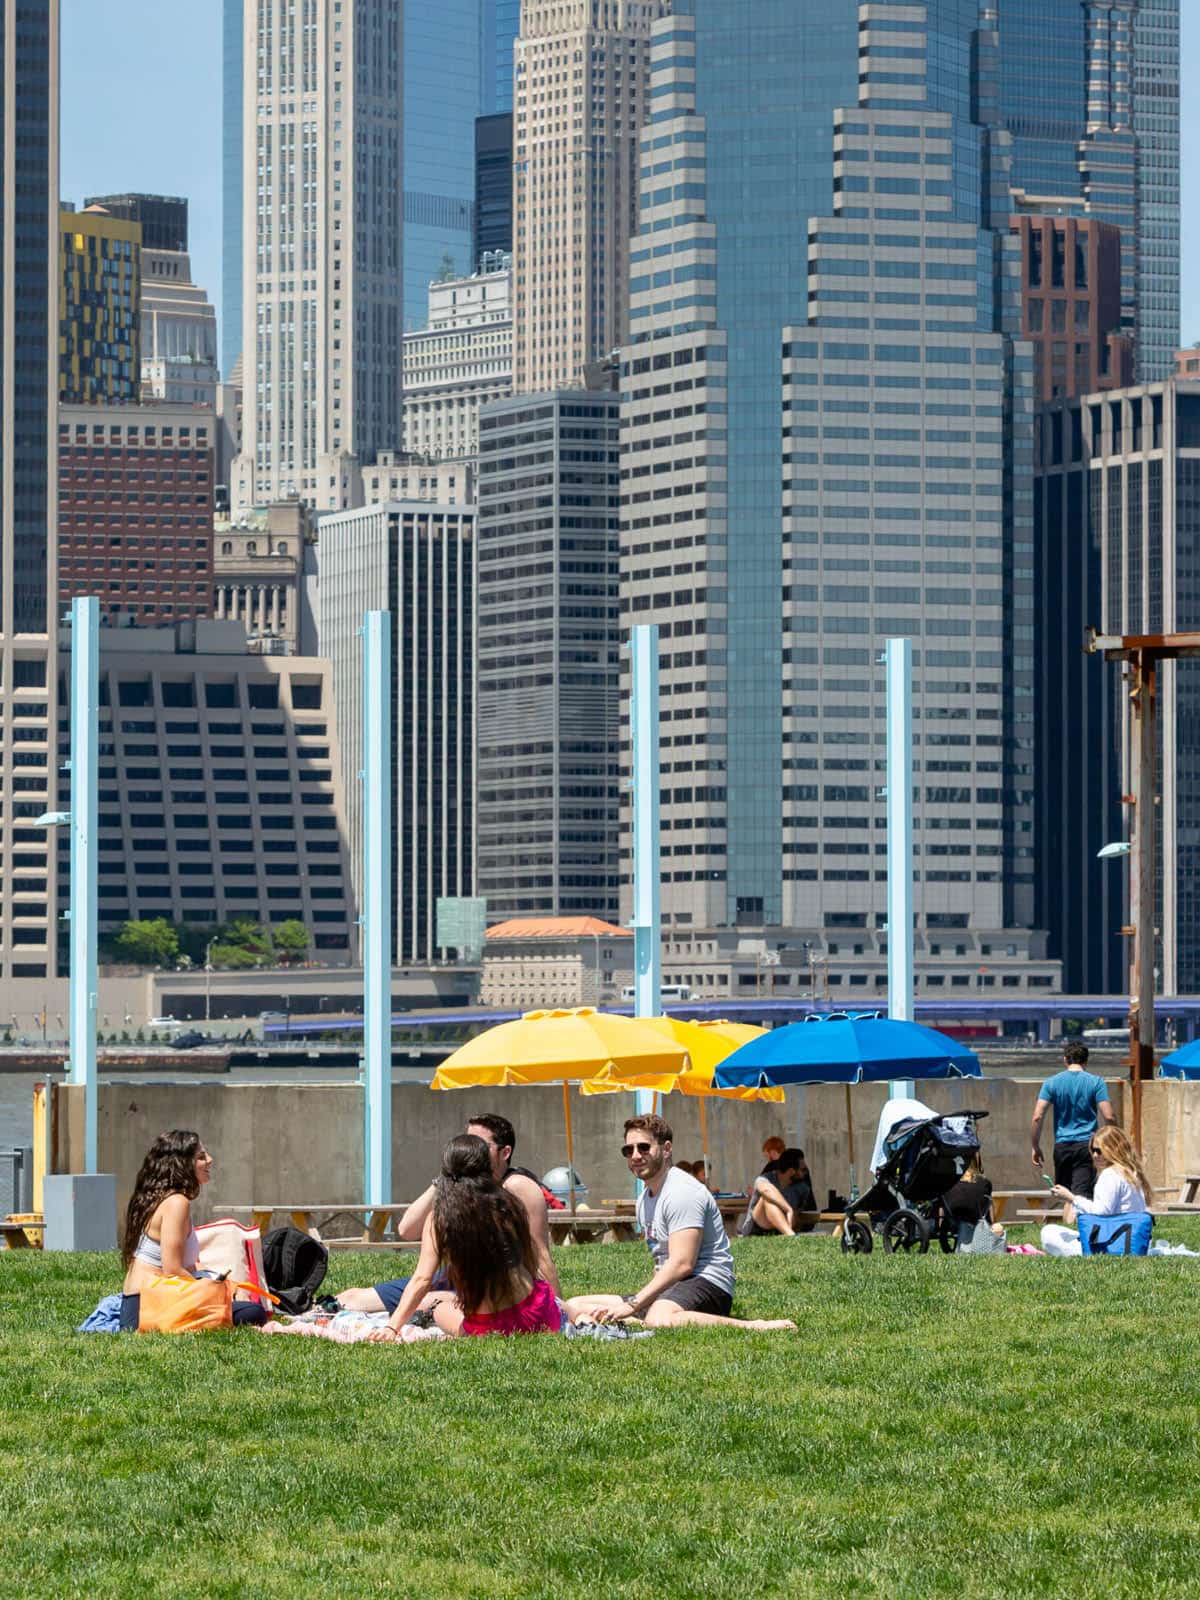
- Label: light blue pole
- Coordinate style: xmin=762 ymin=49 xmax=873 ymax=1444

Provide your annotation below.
xmin=630 ymin=625 xmax=661 ymax=1122
xmin=885 ymin=638 xmax=915 ymax=1099
xmin=69 ymin=597 xmax=100 ymax=1172
xmin=361 ymin=611 xmax=393 ymax=1206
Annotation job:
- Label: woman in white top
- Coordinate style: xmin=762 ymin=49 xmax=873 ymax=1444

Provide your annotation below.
xmin=1041 ymin=1125 xmax=1153 ymax=1255
xmin=1052 ymin=1123 xmax=1153 ymax=1216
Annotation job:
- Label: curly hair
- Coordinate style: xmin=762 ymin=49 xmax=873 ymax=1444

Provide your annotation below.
xmin=432 ymin=1133 xmax=536 ymax=1317
xmin=121 ymin=1129 xmax=203 ymax=1266
xmin=623 ymin=1112 xmax=673 ymax=1147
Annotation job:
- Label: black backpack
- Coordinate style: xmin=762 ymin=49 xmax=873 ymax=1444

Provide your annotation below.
xmin=262 ymin=1226 xmax=329 ymax=1315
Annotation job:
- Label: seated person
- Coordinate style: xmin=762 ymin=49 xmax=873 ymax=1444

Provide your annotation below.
xmin=567 ymin=1114 xmax=795 ymax=1332
xmin=1042 ymin=1125 xmax=1152 ymax=1257
xmin=743 ymin=1147 xmax=816 ymax=1236
xmin=367 ymin=1135 xmax=562 ymax=1340
xmin=119 ymin=1129 xmax=267 ymax=1332
xmin=338 ymin=1111 xmax=559 ymax=1314
xmin=943 ymin=1153 xmax=993 ymax=1225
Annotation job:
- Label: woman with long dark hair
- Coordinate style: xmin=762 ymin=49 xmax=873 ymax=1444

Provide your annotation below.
xmin=368 ymin=1134 xmax=562 ymax=1340
xmin=119 ymin=1129 xmax=267 ymax=1331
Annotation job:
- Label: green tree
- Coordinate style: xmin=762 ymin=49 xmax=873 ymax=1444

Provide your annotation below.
xmin=272 ymin=919 xmax=309 ymax=966
xmin=114 ymin=918 xmax=180 ymax=969
xmin=209 ymin=941 xmax=266 ymax=971
xmin=213 ymin=917 xmax=274 ymax=967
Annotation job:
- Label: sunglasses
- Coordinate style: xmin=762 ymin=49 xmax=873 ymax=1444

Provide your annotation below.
xmin=1090 ymin=1146 xmax=1105 ymax=1157
xmin=620 ymin=1141 xmax=654 ymax=1158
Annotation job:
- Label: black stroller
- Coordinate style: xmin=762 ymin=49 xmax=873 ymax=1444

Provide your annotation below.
xmin=840 ymin=1109 xmax=989 ymax=1255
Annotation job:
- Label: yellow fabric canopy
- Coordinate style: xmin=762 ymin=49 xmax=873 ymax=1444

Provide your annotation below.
xmin=430 ymin=1007 xmax=688 ymax=1092
xmin=579 ymin=1017 xmax=785 ymax=1103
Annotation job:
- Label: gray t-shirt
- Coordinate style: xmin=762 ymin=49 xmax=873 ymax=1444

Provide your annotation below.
xmin=636 ymin=1164 xmax=735 ymax=1295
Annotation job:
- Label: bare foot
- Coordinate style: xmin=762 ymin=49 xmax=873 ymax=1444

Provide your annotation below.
xmin=745 ymin=1318 xmax=797 ymax=1331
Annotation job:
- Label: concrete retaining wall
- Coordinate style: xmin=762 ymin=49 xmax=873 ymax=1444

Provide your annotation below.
xmin=55 ymin=1073 xmax=1200 ymax=1227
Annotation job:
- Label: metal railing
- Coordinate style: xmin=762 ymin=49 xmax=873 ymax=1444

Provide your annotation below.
xmin=0 ymin=1147 xmax=33 ymax=1217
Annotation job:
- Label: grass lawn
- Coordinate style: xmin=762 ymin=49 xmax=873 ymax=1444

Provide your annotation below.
xmin=4 ymin=1229 xmax=1200 ymax=1600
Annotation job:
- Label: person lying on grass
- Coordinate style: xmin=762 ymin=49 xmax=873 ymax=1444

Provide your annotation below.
xmin=338 ymin=1110 xmax=559 ymax=1314
xmin=119 ymin=1129 xmax=267 ymax=1332
xmin=365 ymin=1133 xmax=563 ymax=1340
xmin=565 ymin=1114 xmax=796 ymax=1333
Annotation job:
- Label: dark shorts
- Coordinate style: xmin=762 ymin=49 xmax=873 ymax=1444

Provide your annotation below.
xmin=1054 ymin=1140 xmax=1096 ymax=1199
xmin=657 ymin=1275 xmax=733 ymax=1318
xmin=373 ymin=1271 xmax=452 ymax=1314
xmin=118 ymin=1291 xmax=269 ymax=1331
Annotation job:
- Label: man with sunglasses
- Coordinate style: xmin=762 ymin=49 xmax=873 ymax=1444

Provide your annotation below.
xmin=571 ymin=1114 xmax=794 ymax=1331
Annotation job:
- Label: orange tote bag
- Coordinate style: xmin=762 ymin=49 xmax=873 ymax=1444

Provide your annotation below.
xmin=137 ymin=1275 xmax=241 ymax=1333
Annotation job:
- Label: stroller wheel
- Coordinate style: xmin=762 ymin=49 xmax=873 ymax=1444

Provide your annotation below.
xmin=881 ymin=1209 xmax=931 ymax=1255
xmin=937 ymin=1215 xmax=959 ymax=1254
xmin=840 ymin=1218 xmax=873 ymax=1255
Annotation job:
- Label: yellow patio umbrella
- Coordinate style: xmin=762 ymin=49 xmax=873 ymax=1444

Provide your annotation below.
xmin=430 ymin=1007 xmax=689 ymax=1209
xmin=579 ymin=1018 xmax=784 ymax=1183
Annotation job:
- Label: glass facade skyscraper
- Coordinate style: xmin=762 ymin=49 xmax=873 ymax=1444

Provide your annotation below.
xmin=621 ymin=1 xmax=1049 ymax=977
xmin=221 ymin=0 xmax=243 ymax=378
xmin=403 ymin=0 xmax=485 ymax=328
xmin=994 ymin=0 xmax=1179 ymax=382
xmin=489 ymin=0 xmax=519 ymax=113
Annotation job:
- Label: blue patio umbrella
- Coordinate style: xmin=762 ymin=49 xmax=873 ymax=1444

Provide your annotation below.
xmin=1159 ymin=1039 xmax=1200 ymax=1080
xmin=713 ymin=1013 xmax=982 ymax=1090
xmin=713 ymin=1013 xmax=982 ymax=1196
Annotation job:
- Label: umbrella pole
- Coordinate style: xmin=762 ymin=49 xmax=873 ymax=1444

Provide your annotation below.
xmin=562 ymin=1080 xmax=577 ymax=1213
xmin=698 ymin=1095 xmax=710 ymax=1179
xmin=844 ymin=1083 xmax=857 ymax=1200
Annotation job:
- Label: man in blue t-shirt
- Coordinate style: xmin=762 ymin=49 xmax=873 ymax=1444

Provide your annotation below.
xmin=1031 ymin=1041 xmax=1115 ymax=1199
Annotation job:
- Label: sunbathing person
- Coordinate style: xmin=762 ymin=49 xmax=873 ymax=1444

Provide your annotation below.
xmin=338 ymin=1111 xmax=560 ymax=1313
xmin=119 ymin=1129 xmax=267 ymax=1332
xmin=566 ymin=1114 xmax=796 ymax=1332
xmin=366 ymin=1134 xmax=562 ymax=1340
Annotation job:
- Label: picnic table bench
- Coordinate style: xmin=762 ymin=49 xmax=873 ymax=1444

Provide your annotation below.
xmin=1176 ymin=1175 xmax=1200 ymax=1205
xmin=222 ymin=1204 xmax=414 ymax=1249
xmin=0 ymin=1218 xmax=43 ymax=1249
xmin=991 ymin=1189 xmax=1059 ymax=1223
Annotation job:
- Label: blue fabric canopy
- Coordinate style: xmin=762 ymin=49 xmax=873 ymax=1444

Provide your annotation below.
xmin=1159 ymin=1039 xmax=1200 ymax=1080
xmin=712 ymin=1012 xmax=982 ymax=1089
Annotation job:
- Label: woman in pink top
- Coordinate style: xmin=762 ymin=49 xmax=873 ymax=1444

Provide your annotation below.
xmin=368 ymin=1134 xmax=562 ymax=1341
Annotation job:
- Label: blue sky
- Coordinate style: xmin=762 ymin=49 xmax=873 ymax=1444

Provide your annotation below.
xmin=61 ymin=0 xmax=1200 ymax=359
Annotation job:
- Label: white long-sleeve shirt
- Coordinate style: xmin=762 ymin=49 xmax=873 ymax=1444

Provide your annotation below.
xmin=1072 ymin=1167 xmax=1149 ymax=1216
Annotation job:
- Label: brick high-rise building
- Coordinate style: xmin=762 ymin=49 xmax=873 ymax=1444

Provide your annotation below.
xmin=58 ymin=403 xmax=215 ymax=624
xmin=512 ymin=0 xmax=666 ymax=393
xmin=1010 ymin=214 xmax=1133 ymax=403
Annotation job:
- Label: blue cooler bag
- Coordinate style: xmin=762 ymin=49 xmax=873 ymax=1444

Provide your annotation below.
xmin=1078 ymin=1213 xmax=1153 ymax=1256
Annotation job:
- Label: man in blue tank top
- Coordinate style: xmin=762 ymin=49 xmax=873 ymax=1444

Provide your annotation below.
xmin=1031 ymin=1041 xmax=1115 ymax=1200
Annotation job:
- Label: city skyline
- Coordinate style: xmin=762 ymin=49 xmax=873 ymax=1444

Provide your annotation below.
xmin=60 ymin=1 xmax=1200 ymax=355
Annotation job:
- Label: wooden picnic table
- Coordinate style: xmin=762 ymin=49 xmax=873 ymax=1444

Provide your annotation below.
xmin=222 ymin=1204 xmax=413 ymax=1247
xmin=1176 ymin=1175 xmax=1200 ymax=1204
xmin=547 ymin=1210 xmax=639 ymax=1245
xmin=0 ymin=1219 xmax=43 ymax=1249
xmin=991 ymin=1188 xmax=1059 ymax=1223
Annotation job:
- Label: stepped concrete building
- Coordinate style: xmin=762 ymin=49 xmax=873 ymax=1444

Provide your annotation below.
xmin=618 ymin=2 xmax=1058 ymax=992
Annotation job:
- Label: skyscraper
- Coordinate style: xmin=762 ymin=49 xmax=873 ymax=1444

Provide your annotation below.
xmin=403 ymin=0 xmax=484 ymax=328
xmin=59 ymin=204 xmax=141 ymax=404
xmin=476 ymin=378 xmax=621 ymax=923
xmin=234 ymin=0 xmax=403 ymax=515
xmin=1 ymin=0 xmax=59 ymax=988
xmin=83 ymin=192 xmax=188 ymax=253
xmin=317 ymin=501 xmax=475 ymax=964
xmin=488 ymin=0 xmax=520 ymax=113
xmin=512 ymin=0 xmax=667 ymax=394
xmin=474 ymin=112 xmax=513 ymax=262
xmin=621 ymin=3 xmax=1052 ymax=985
xmin=994 ymin=0 xmax=1180 ymax=381
xmin=222 ymin=0 xmax=244 ymax=379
